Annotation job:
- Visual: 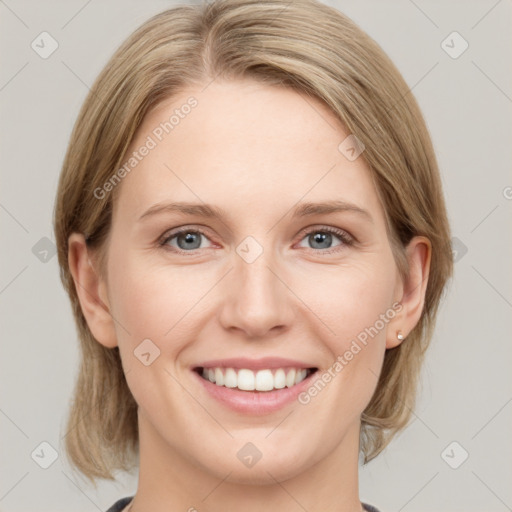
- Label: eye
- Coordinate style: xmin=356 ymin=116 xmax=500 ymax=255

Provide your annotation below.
xmin=159 ymin=227 xmax=214 ymax=253
xmin=158 ymin=225 xmax=354 ymax=256
xmin=296 ymin=226 xmax=354 ymax=254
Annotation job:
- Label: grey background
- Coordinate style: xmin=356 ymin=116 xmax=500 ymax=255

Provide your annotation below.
xmin=1 ymin=1 xmax=511 ymax=511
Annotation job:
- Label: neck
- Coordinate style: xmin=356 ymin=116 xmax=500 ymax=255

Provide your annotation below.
xmin=129 ymin=411 xmax=364 ymax=512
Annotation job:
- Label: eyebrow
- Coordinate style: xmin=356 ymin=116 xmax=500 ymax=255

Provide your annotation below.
xmin=137 ymin=199 xmax=373 ymax=223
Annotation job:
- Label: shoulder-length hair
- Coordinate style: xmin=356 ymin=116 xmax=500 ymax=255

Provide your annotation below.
xmin=54 ymin=0 xmax=453 ymax=484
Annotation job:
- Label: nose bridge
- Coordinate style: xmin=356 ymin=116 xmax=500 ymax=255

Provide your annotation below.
xmin=219 ymin=239 xmax=292 ymax=337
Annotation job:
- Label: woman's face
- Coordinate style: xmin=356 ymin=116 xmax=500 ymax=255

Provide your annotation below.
xmin=92 ymin=79 xmax=410 ymax=483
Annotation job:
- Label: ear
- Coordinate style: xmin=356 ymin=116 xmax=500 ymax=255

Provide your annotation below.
xmin=67 ymin=232 xmax=118 ymax=348
xmin=386 ymin=236 xmax=431 ymax=349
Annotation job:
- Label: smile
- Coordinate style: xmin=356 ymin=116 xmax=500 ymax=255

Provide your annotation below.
xmin=191 ymin=358 xmax=320 ymax=415
xmin=195 ymin=366 xmax=317 ymax=392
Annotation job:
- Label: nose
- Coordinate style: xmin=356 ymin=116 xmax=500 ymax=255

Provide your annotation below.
xmin=218 ymin=250 xmax=294 ymax=339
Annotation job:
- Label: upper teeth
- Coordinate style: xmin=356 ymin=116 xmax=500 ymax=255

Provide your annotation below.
xmin=201 ymin=367 xmax=311 ymax=391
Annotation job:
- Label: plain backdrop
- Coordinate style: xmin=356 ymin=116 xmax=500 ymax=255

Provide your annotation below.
xmin=1 ymin=1 xmax=511 ymax=511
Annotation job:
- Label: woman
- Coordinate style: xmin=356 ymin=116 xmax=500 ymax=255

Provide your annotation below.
xmin=53 ymin=0 xmax=453 ymax=510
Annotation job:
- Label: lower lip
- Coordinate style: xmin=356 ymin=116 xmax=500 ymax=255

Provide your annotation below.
xmin=192 ymin=369 xmax=318 ymax=415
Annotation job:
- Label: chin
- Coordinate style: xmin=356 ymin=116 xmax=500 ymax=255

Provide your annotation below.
xmin=200 ymin=446 xmax=312 ymax=486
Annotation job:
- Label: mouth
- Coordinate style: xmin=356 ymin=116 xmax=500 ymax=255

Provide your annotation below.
xmin=191 ymin=357 xmax=321 ymax=414
xmin=193 ymin=366 xmax=319 ymax=392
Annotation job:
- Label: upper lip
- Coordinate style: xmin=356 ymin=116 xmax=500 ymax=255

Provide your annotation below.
xmin=193 ymin=357 xmax=318 ymax=371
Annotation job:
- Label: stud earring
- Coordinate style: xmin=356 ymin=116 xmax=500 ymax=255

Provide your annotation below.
xmin=397 ymin=331 xmax=405 ymax=341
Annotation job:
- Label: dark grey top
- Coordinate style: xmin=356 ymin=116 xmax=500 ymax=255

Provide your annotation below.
xmin=106 ymin=497 xmax=133 ymax=512
xmin=106 ymin=496 xmax=381 ymax=512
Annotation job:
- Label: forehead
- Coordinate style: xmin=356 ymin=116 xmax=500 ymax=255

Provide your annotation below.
xmin=113 ymin=79 xmax=382 ymax=224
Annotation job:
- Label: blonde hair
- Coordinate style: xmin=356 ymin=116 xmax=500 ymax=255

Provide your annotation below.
xmin=54 ymin=0 xmax=453 ymax=485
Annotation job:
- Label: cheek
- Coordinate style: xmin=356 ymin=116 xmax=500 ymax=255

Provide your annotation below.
xmin=296 ymin=258 xmax=397 ymax=347
xmin=108 ymin=250 xmax=215 ymax=341
xmin=106 ymin=254 xmax=216 ymax=407
xmin=296 ymin=256 xmax=397 ymax=403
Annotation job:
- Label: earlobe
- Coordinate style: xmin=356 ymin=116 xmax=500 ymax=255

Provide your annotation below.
xmin=386 ymin=329 xmax=406 ymax=350
xmin=386 ymin=236 xmax=431 ymax=349
xmin=67 ymin=233 xmax=118 ymax=348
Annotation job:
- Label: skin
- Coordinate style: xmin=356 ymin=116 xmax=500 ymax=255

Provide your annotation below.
xmin=68 ymin=79 xmax=430 ymax=512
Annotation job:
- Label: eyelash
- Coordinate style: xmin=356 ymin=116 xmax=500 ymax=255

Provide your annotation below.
xmin=158 ymin=225 xmax=355 ymax=256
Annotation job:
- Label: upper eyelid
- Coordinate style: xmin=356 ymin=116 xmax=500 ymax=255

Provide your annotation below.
xmin=160 ymin=225 xmax=215 ymax=243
